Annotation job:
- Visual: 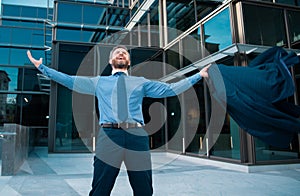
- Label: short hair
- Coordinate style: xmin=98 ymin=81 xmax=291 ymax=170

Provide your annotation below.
xmin=109 ymin=45 xmax=130 ymax=60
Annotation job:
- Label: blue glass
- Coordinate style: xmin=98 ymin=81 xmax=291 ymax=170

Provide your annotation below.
xmin=11 ymin=28 xmax=32 ymax=45
xmin=31 ymin=29 xmax=45 ymax=46
xmin=203 ymin=8 xmax=232 ymax=53
xmin=83 ymin=5 xmax=107 ymax=25
xmin=0 ymin=27 xmax=11 ymax=44
xmin=0 ymin=67 xmax=20 ymax=91
xmin=56 ymin=29 xmax=82 ymax=42
xmin=0 ymin=48 xmax=9 ymax=64
xmin=37 ymin=8 xmax=47 ymax=18
xmin=2 ymin=4 xmax=21 ymax=17
xmin=57 ymin=3 xmax=82 ymax=23
xmin=10 ymin=48 xmax=41 ymax=66
xmin=21 ymin=6 xmax=37 ymax=18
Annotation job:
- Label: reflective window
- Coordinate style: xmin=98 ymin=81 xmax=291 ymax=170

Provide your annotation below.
xmin=2 ymin=4 xmax=21 ymax=17
xmin=20 ymin=6 xmax=37 ymax=18
xmin=0 ymin=48 xmax=9 ymax=65
xmin=55 ymin=43 xmax=94 ymax=152
xmin=203 ymin=8 xmax=232 ymax=54
xmin=166 ymin=0 xmax=196 ymax=42
xmin=23 ymin=68 xmax=42 ymax=91
xmin=276 ymin=0 xmax=297 ymax=5
xmin=2 ymin=4 xmax=48 ymax=19
xmin=0 ymin=27 xmax=11 ymax=44
xmin=185 ymin=82 xmax=207 ymax=155
xmin=243 ymin=4 xmax=287 ymax=46
xmin=107 ymin=7 xmax=129 ymax=26
xmin=287 ymin=10 xmax=300 ymax=48
xmin=57 ymin=3 xmax=82 ymax=23
xmin=21 ymin=94 xmax=49 ymax=126
xmin=165 ymin=43 xmax=180 ymax=72
xmin=166 ymin=96 xmax=182 ymax=152
xmin=0 ymin=67 xmax=20 ymax=91
xmin=83 ymin=5 xmax=107 ymax=25
xmin=0 ymin=94 xmax=19 ymax=126
xmin=182 ymin=29 xmax=203 ymax=67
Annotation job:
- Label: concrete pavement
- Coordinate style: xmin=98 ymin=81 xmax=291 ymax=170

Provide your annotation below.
xmin=1 ymin=147 xmax=300 ymax=196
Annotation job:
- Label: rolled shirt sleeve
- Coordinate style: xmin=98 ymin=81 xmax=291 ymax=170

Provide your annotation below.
xmin=37 ymin=64 xmax=99 ymax=95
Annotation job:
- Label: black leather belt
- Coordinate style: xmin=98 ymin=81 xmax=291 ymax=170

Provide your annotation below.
xmin=101 ymin=122 xmax=143 ymax=129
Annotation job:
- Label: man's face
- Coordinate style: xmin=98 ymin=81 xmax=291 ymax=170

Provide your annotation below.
xmin=110 ymin=48 xmax=130 ymax=69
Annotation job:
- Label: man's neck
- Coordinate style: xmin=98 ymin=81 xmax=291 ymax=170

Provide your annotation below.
xmin=112 ymin=69 xmax=128 ymax=76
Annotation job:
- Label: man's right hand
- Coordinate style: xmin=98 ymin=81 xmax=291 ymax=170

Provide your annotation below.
xmin=27 ymin=50 xmax=43 ymax=68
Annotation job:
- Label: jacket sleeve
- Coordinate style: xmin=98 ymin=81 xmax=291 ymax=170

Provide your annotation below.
xmin=143 ymin=73 xmax=201 ymax=98
xmin=37 ymin=64 xmax=98 ymax=95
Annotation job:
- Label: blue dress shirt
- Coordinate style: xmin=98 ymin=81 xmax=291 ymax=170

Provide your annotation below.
xmin=37 ymin=64 xmax=202 ymax=125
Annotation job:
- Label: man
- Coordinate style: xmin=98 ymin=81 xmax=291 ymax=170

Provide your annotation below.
xmin=27 ymin=45 xmax=209 ymax=196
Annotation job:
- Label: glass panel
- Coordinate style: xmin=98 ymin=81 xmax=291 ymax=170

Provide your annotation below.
xmin=207 ymin=57 xmax=240 ymax=159
xmin=165 ymin=43 xmax=180 ymax=73
xmin=255 ymin=136 xmax=299 ymax=161
xmin=2 ymin=4 xmax=21 ymax=17
xmin=182 ymin=29 xmax=203 ymax=67
xmin=31 ymin=29 xmax=45 ymax=46
xmin=57 ymin=3 xmax=82 ymax=23
xmin=55 ymin=44 xmax=93 ymax=152
xmin=0 ymin=27 xmax=11 ymax=44
xmin=83 ymin=5 xmax=107 ymax=25
xmin=107 ymin=7 xmax=130 ymax=26
xmin=210 ymin=115 xmax=241 ymax=160
xmin=0 ymin=94 xmax=19 ymax=126
xmin=143 ymin=98 xmax=166 ymax=150
xmin=11 ymin=28 xmax=33 ymax=46
xmin=21 ymin=6 xmax=37 ymax=18
xmin=23 ymin=68 xmax=42 ymax=91
xmin=10 ymin=48 xmax=40 ymax=66
xmin=56 ymin=28 xmax=83 ymax=42
xmin=21 ymin=94 xmax=49 ymax=126
xmin=0 ymin=48 xmax=9 ymax=65
xmin=196 ymin=1 xmax=218 ymax=22
xmin=203 ymin=8 xmax=232 ymax=54
xmin=167 ymin=96 xmax=182 ymax=151
xmin=37 ymin=8 xmax=47 ymax=19
xmin=276 ymin=0 xmax=296 ymax=5
xmin=243 ymin=4 xmax=287 ymax=46
xmin=166 ymin=0 xmax=196 ymax=42
xmin=0 ymin=67 xmax=21 ymax=91
xmin=287 ymin=10 xmax=300 ymax=49
xmin=185 ymin=81 xmax=207 ymax=155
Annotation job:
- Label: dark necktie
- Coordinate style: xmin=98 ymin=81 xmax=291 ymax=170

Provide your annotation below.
xmin=116 ymin=72 xmax=128 ymax=122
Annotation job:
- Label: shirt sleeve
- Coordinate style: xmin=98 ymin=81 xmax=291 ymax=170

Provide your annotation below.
xmin=37 ymin=64 xmax=99 ymax=95
xmin=143 ymin=73 xmax=202 ymax=98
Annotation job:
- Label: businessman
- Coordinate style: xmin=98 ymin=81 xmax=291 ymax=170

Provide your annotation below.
xmin=27 ymin=45 xmax=209 ymax=196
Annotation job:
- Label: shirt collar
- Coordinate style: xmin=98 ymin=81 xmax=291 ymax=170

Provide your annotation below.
xmin=111 ymin=69 xmax=128 ymax=76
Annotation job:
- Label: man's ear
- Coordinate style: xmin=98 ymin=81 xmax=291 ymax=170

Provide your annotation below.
xmin=109 ymin=59 xmax=112 ymax=65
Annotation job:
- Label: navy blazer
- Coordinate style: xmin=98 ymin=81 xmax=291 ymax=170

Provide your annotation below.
xmin=207 ymin=46 xmax=300 ymax=148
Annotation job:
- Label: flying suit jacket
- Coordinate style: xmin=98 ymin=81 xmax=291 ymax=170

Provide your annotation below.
xmin=207 ymin=46 xmax=300 ymax=148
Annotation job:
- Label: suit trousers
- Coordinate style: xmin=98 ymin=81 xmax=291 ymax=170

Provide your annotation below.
xmin=89 ymin=127 xmax=153 ymax=196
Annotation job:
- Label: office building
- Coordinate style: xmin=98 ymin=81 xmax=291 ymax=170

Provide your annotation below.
xmin=0 ymin=0 xmax=300 ymax=165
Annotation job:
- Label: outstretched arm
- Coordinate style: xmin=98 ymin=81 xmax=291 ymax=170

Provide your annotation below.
xmin=27 ymin=50 xmax=98 ymax=95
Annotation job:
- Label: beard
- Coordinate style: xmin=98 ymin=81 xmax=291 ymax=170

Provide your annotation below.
xmin=112 ymin=59 xmax=129 ymax=69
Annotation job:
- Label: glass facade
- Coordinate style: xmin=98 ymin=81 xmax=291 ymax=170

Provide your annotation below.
xmin=0 ymin=3 xmax=49 ymax=147
xmin=1 ymin=0 xmax=300 ymax=165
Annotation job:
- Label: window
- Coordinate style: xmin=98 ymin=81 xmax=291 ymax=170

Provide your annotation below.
xmin=203 ymin=8 xmax=232 ymax=54
xmin=243 ymin=4 xmax=287 ymax=46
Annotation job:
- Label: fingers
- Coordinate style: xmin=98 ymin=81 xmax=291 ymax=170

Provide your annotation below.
xmin=27 ymin=50 xmax=42 ymax=68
